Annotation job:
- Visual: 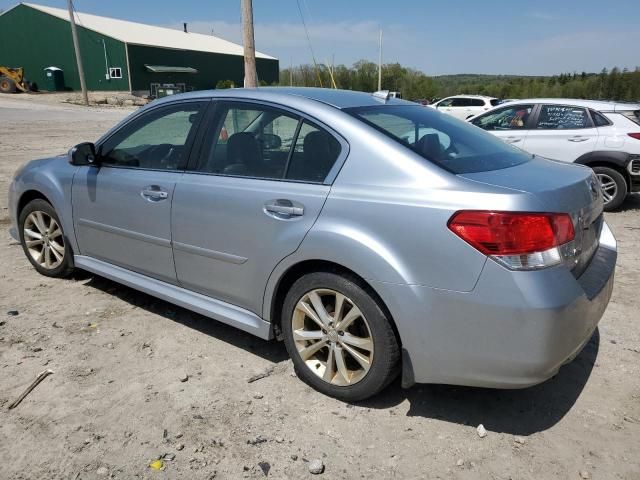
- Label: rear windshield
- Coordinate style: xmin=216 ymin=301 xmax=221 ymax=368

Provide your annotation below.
xmin=345 ymin=105 xmax=531 ymax=174
xmin=490 ymin=99 xmax=501 ymax=106
xmin=621 ymin=110 xmax=640 ymax=126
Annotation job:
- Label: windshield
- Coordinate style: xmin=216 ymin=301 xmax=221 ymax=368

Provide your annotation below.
xmin=345 ymin=105 xmax=531 ymax=174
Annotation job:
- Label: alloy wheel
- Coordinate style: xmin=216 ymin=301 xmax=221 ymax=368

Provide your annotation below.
xmin=23 ymin=211 xmax=65 ymax=269
xmin=597 ymin=173 xmax=618 ymax=205
xmin=292 ymin=288 xmax=374 ymax=386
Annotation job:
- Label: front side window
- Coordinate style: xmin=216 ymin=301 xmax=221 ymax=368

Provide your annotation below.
xmin=346 ymin=105 xmax=531 ymax=174
xmin=469 ymin=98 xmax=485 ymax=107
xmin=197 ymin=103 xmax=342 ymax=183
xmin=437 ymin=98 xmax=454 ymax=108
xmin=536 ymin=105 xmax=591 ymax=130
xmin=451 ymin=98 xmax=470 ymax=107
xmin=472 ymin=104 xmax=534 ymax=130
xmin=100 ymin=102 xmax=206 ymax=170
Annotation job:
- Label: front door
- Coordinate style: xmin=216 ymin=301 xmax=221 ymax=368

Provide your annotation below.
xmin=172 ymin=101 xmax=345 ymax=315
xmin=72 ymin=101 xmax=207 ymax=283
xmin=522 ymin=104 xmax=599 ymax=162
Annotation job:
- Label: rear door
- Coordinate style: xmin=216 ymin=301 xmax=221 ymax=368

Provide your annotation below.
xmin=72 ymin=101 xmax=207 ymax=283
xmin=522 ymin=104 xmax=598 ymax=162
xmin=470 ymin=103 xmax=535 ymax=147
xmin=171 ymin=101 xmax=346 ymax=315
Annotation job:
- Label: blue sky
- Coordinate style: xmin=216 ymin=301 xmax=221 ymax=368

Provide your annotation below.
xmin=4 ymin=0 xmax=639 ymax=75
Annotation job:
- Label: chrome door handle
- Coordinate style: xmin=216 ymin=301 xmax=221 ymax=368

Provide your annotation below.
xmin=141 ymin=186 xmax=168 ymax=201
xmin=264 ymin=200 xmax=304 ymax=217
xmin=568 ymin=136 xmax=588 ymax=142
xmin=505 ymin=137 xmax=521 ymax=143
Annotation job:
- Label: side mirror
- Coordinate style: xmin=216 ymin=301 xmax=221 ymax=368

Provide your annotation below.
xmin=69 ymin=142 xmax=98 ymax=166
xmin=260 ymin=133 xmax=282 ymax=150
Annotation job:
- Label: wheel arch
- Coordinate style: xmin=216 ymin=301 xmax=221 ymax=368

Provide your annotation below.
xmin=574 ymin=151 xmax=631 ymax=188
xmin=17 ymin=190 xmax=54 ymax=217
xmin=266 ymin=259 xmax=402 ymax=349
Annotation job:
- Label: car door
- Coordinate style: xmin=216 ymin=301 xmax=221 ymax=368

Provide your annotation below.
xmin=521 ymin=104 xmax=599 ymax=162
xmin=72 ymin=100 xmax=208 ymax=284
xmin=171 ymin=101 xmax=346 ymax=315
xmin=438 ymin=98 xmax=471 ymax=120
xmin=470 ymin=103 xmax=535 ymax=147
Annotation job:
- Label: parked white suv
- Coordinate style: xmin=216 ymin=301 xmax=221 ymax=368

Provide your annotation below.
xmin=470 ymin=99 xmax=640 ymax=210
xmin=429 ymin=95 xmax=500 ymax=120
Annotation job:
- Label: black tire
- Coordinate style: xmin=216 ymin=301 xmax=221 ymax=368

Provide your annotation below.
xmin=593 ymin=166 xmax=627 ymax=211
xmin=0 ymin=76 xmax=17 ymax=93
xmin=18 ymin=199 xmax=74 ymax=278
xmin=281 ymin=272 xmax=400 ymax=401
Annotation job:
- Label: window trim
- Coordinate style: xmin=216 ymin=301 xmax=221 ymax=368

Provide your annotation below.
xmin=531 ymin=104 xmax=595 ymax=131
xmin=185 ymin=97 xmax=350 ymax=186
xmin=108 ymin=67 xmax=123 ymax=79
xmin=94 ymin=99 xmax=210 ymax=173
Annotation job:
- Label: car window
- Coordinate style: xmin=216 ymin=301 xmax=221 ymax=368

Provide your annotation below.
xmin=490 ymin=99 xmax=501 ymax=107
xmin=590 ymin=110 xmax=611 ymax=127
xmin=536 ymin=105 xmax=592 ymax=130
xmin=451 ymin=98 xmax=470 ymax=107
xmin=437 ymin=98 xmax=454 ymax=107
xmin=285 ymin=121 xmax=342 ymax=182
xmin=347 ymin=105 xmax=531 ymax=174
xmin=199 ymin=103 xmax=300 ymax=179
xmin=471 ymin=104 xmax=534 ymax=130
xmin=469 ymin=98 xmax=485 ymax=107
xmin=100 ymin=102 xmax=206 ymax=170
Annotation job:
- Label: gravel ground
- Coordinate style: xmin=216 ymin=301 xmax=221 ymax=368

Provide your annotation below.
xmin=0 ymin=95 xmax=639 ymax=480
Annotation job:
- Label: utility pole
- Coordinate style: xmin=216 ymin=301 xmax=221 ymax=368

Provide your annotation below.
xmin=241 ymin=0 xmax=258 ymax=88
xmin=377 ymin=29 xmax=383 ymax=91
xmin=67 ymin=0 xmax=89 ymax=105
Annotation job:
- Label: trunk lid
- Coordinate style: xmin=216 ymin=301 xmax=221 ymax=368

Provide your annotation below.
xmin=459 ymin=157 xmax=603 ymax=276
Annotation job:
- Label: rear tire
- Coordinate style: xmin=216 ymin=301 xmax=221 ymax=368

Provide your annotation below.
xmin=0 ymin=76 xmax=17 ymax=93
xmin=18 ymin=199 xmax=74 ymax=278
xmin=282 ymin=272 xmax=400 ymax=401
xmin=593 ymin=166 xmax=627 ymax=211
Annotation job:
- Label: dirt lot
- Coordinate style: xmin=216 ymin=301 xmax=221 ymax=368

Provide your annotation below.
xmin=0 ymin=95 xmax=639 ymax=480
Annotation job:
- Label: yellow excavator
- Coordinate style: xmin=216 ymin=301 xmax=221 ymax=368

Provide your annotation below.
xmin=0 ymin=67 xmax=31 ymax=93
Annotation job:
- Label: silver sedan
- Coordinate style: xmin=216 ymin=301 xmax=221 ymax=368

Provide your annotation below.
xmin=8 ymin=88 xmax=616 ymax=400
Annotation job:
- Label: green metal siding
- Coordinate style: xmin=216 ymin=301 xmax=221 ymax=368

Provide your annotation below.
xmin=127 ymin=44 xmax=279 ymax=92
xmin=0 ymin=4 xmax=129 ymax=91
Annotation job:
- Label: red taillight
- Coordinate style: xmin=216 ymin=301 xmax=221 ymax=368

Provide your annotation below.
xmin=628 ymin=133 xmax=640 ymax=140
xmin=448 ymin=211 xmax=575 ymax=255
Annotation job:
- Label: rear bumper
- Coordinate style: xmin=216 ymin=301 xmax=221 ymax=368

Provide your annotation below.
xmin=378 ymin=221 xmax=617 ymax=389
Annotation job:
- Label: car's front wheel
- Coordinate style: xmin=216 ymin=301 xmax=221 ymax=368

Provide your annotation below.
xmin=18 ymin=198 xmax=74 ymax=277
xmin=282 ymin=272 xmax=400 ymax=401
xmin=593 ymin=166 xmax=627 ymax=211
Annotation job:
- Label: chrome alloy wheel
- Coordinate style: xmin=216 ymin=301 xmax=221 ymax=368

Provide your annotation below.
xmin=292 ymin=289 xmax=374 ymax=386
xmin=23 ymin=211 xmax=65 ymax=269
xmin=597 ymin=173 xmax=618 ymax=205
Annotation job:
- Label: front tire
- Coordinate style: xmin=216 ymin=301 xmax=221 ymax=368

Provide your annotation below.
xmin=18 ymin=199 xmax=74 ymax=278
xmin=282 ymin=272 xmax=400 ymax=401
xmin=593 ymin=166 xmax=627 ymax=211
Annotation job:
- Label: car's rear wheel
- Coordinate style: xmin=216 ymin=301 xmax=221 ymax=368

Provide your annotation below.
xmin=282 ymin=272 xmax=400 ymax=401
xmin=19 ymin=199 xmax=74 ymax=277
xmin=593 ymin=166 xmax=627 ymax=211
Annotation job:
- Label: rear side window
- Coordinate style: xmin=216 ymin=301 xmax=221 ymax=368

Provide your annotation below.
xmin=469 ymin=98 xmax=485 ymax=107
xmin=286 ymin=122 xmax=341 ymax=182
xmin=346 ymin=105 xmax=531 ymax=174
xmin=621 ymin=110 xmax=640 ymax=126
xmin=591 ymin=110 xmax=612 ymax=127
xmin=536 ymin=105 xmax=592 ymax=130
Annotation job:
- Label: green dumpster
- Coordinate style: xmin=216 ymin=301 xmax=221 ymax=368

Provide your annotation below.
xmin=43 ymin=66 xmax=65 ymax=91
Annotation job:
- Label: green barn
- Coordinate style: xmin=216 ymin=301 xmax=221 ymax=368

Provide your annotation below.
xmin=0 ymin=3 xmax=279 ymax=95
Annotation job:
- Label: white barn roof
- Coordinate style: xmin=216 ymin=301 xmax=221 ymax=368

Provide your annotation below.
xmin=22 ymin=2 xmax=277 ymax=60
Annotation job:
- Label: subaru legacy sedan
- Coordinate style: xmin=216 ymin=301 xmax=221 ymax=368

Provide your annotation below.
xmin=8 ymin=88 xmax=616 ymax=401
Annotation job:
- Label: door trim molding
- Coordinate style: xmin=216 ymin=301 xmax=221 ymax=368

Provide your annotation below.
xmin=74 ymin=255 xmax=273 ymax=339
xmin=173 ymin=241 xmax=248 ymax=264
xmin=77 ymin=218 xmax=171 ymax=247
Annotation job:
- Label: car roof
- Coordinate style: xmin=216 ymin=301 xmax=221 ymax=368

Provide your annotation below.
xmin=503 ymin=98 xmax=640 ymax=112
xmin=151 ymin=87 xmax=412 ymax=110
xmin=443 ymin=94 xmax=497 ymax=99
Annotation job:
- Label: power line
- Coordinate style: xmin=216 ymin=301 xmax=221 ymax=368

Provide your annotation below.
xmin=295 ymin=0 xmax=322 ymax=87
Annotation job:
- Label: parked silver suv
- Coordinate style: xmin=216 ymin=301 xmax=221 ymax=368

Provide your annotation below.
xmin=8 ymin=88 xmax=616 ymax=400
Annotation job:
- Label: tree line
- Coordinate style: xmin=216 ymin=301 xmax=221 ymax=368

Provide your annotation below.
xmin=277 ymin=62 xmax=640 ymax=102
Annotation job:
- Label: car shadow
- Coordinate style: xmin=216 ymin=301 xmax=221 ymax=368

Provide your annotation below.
xmin=616 ymin=193 xmax=640 ymax=212
xmin=78 ymin=273 xmax=289 ymax=364
xmin=357 ymin=329 xmax=600 ymax=436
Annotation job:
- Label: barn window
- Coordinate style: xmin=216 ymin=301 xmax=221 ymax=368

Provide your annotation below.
xmin=109 ymin=67 xmax=123 ymax=79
